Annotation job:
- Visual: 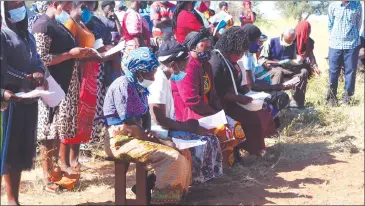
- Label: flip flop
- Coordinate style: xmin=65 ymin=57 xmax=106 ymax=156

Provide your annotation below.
xmin=43 ymin=183 xmax=62 ymax=194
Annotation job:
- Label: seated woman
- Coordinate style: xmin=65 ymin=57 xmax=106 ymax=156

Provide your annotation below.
xmin=210 ymin=25 xmax=278 ymax=160
xmin=149 ymin=40 xmax=223 ymax=184
xmin=294 ymin=20 xmax=321 ymax=77
xmin=171 ymin=27 xmax=246 ymax=167
xmin=103 ymin=47 xmax=191 ymax=205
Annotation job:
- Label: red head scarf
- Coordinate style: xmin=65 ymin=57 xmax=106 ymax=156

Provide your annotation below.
xmin=295 ymin=20 xmax=312 ymax=57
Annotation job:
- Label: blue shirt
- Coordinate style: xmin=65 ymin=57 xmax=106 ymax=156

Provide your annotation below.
xmin=328 ymin=1 xmax=362 ymax=49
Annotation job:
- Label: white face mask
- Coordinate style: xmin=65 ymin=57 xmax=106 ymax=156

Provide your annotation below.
xmin=139 ymin=79 xmax=154 ymax=88
xmin=8 ymin=6 xmax=27 ymax=23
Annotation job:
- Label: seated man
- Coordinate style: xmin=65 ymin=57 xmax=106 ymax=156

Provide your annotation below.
xmin=258 ymin=28 xmax=309 ymax=108
xmin=148 ymin=40 xmax=223 ymax=183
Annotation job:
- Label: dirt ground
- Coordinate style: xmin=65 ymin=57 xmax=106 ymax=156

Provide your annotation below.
xmin=1 ymin=137 xmax=364 ymax=205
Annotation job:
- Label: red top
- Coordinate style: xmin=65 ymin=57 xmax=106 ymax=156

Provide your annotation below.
xmin=174 ymin=10 xmax=203 ymax=43
xmin=171 ymin=56 xmax=221 ymax=122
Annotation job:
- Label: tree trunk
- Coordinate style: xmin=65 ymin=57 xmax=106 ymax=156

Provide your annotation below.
xmin=304 ymin=13 xmax=311 ymax=20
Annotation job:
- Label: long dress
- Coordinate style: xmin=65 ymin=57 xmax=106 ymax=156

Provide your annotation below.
xmin=171 ymin=56 xmax=246 ymax=167
xmin=33 ymin=14 xmax=80 ymax=142
xmin=148 ymin=67 xmax=223 ymax=184
xmin=1 ymin=21 xmax=46 ymax=173
xmin=62 ymin=18 xmax=99 ymax=144
xmin=103 ymin=76 xmax=192 ymax=204
xmin=84 ymin=16 xmax=118 ymax=147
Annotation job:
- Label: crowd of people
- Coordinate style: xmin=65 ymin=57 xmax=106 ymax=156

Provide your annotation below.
xmin=0 ymin=0 xmax=363 ymax=205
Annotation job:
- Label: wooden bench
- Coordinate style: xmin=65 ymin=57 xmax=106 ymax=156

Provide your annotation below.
xmin=107 ymin=158 xmax=148 ymax=206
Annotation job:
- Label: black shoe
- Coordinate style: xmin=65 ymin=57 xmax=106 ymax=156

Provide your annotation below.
xmin=339 ymin=92 xmax=352 ymax=105
xmin=325 ymin=89 xmax=338 ymax=106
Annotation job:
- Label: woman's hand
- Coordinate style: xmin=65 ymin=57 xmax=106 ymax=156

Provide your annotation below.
xmin=27 ymin=72 xmax=48 ymax=90
xmin=183 ymin=119 xmax=208 ymax=135
xmin=69 ymin=47 xmax=94 ymax=59
xmin=3 ymin=90 xmax=22 ymax=103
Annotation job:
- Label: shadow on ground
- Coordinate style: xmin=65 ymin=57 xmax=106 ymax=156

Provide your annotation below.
xmin=183 ymin=141 xmax=345 ymax=205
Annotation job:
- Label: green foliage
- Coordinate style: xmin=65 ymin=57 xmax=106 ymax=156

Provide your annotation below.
xmin=275 ymin=1 xmax=329 ymax=21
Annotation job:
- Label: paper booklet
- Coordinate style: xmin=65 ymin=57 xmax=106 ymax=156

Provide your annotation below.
xmin=104 ymin=41 xmax=125 ymax=57
xmin=172 ymin=138 xmax=207 ymax=150
xmin=198 ymin=110 xmax=227 ymax=130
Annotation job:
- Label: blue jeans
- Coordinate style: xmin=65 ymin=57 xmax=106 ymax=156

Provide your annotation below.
xmin=328 ymin=46 xmax=361 ymax=96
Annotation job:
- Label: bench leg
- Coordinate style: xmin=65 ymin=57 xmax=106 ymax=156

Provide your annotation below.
xmin=115 ymin=161 xmax=130 ymax=206
xmin=135 ymin=163 xmax=148 ymax=205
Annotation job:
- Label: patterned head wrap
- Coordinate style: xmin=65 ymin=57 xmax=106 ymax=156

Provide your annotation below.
xmin=123 ymin=47 xmax=159 ymax=95
xmin=35 ymin=1 xmax=48 ymax=14
xmin=123 ymin=47 xmax=159 ymax=74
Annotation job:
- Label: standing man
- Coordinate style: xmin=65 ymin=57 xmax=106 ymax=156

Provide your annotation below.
xmin=327 ymin=1 xmax=362 ymax=105
xmin=99 ymin=1 xmax=123 ymax=44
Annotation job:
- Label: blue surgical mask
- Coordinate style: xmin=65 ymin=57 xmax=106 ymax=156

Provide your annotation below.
xmin=171 ymin=71 xmax=187 ymax=82
xmin=81 ymin=8 xmax=93 ymax=23
xmin=55 ymin=10 xmax=70 ymax=24
xmin=249 ymin=43 xmax=260 ymax=53
xmin=197 ymin=51 xmax=212 ymax=61
xmin=8 ymin=6 xmax=27 ymax=23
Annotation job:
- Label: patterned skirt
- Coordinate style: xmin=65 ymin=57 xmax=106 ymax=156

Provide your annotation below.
xmin=37 ymin=62 xmax=80 ymax=141
xmin=106 ymin=125 xmax=192 ymax=205
xmin=169 ymin=130 xmax=223 ymax=184
xmin=62 ymin=61 xmax=99 ymax=144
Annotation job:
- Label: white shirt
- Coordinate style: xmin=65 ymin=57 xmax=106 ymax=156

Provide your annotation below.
xmin=148 ymin=67 xmax=175 ymax=137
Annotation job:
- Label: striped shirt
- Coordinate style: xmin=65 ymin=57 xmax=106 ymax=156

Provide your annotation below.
xmin=328 ymin=1 xmax=362 ymax=49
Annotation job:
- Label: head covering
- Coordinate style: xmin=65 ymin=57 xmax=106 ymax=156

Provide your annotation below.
xmin=243 ymin=0 xmax=252 ymax=6
xmin=295 ymin=20 xmax=311 ymax=57
xmin=242 ymin=24 xmax=261 ymax=43
xmin=1 ymin=1 xmax=29 ymax=37
xmin=124 ymin=47 xmax=159 ymax=74
xmin=156 ymin=41 xmax=189 ymax=63
xmin=35 ymin=1 xmax=48 ymax=14
xmin=101 ymin=1 xmax=115 ymax=9
xmin=124 ymin=47 xmax=159 ymax=94
xmin=183 ymin=27 xmax=210 ymax=51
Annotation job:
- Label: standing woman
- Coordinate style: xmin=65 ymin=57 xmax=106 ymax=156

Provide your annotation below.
xmin=32 ymin=1 xmax=94 ymax=192
xmin=172 ymin=1 xmax=204 ymax=43
xmin=84 ymin=1 xmax=122 ymax=149
xmin=240 ymin=1 xmax=256 ymax=26
xmin=1 ymin=1 xmax=47 ymax=204
xmin=60 ymin=1 xmax=101 ymax=173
